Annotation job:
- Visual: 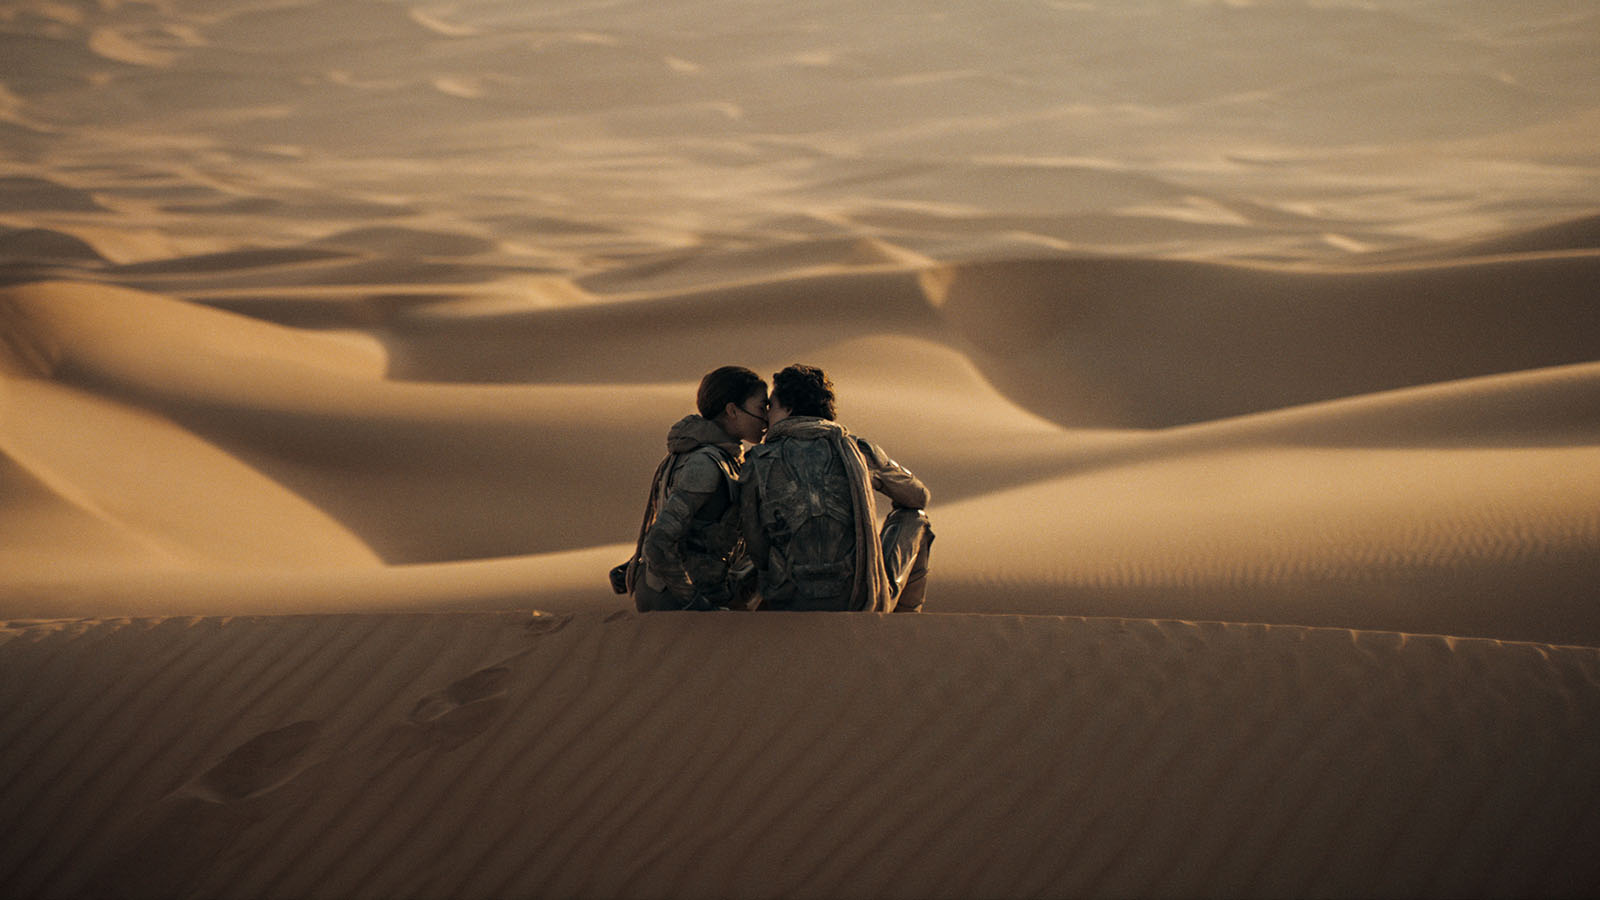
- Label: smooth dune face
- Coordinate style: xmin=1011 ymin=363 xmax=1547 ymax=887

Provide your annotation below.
xmin=2 ymin=0 xmax=1599 ymax=897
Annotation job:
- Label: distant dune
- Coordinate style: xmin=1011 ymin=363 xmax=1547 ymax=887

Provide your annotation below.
xmin=2 ymin=0 xmax=1598 ymax=896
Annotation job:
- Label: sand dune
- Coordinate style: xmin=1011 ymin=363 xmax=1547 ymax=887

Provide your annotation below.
xmin=925 ymin=250 xmax=1600 ymax=427
xmin=1365 ymin=212 xmax=1600 ymax=263
xmin=0 ymin=176 xmax=104 ymax=213
xmin=0 ymin=227 xmax=104 ymax=265
xmin=2 ymin=612 xmax=1597 ymax=899
xmin=934 ymin=444 xmax=1600 ymax=642
xmin=2 ymin=0 xmax=1598 ymax=895
xmin=2 ymin=376 xmax=379 ymax=573
xmin=4 ymin=265 xmax=1597 ymax=647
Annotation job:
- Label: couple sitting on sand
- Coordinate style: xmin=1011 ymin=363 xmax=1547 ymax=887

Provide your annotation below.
xmin=613 ymin=364 xmax=934 ymax=613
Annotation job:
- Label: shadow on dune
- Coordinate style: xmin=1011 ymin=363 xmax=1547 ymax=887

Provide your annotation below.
xmin=379 ymin=267 xmax=943 ymax=383
xmin=925 ymin=250 xmax=1600 ymax=428
xmin=370 ymin=238 xmax=1600 ymax=432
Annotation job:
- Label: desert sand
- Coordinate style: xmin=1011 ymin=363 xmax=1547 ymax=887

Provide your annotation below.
xmin=2 ymin=0 xmax=1599 ymax=897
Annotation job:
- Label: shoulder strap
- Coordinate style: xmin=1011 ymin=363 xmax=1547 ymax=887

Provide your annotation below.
xmin=704 ymin=444 xmax=740 ymax=506
xmin=625 ymin=453 xmax=675 ymax=593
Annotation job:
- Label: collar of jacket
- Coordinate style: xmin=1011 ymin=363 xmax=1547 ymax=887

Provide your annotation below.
xmin=666 ymin=414 xmax=743 ymax=462
xmin=763 ymin=415 xmax=845 ymax=443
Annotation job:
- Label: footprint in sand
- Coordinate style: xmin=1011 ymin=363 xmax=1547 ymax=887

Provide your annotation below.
xmin=187 ymin=720 xmax=321 ymax=803
xmin=444 ymin=664 xmax=511 ymax=704
xmin=394 ymin=665 xmax=511 ymax=754
xmin=525 ymin=612 xmax=573 ymax=636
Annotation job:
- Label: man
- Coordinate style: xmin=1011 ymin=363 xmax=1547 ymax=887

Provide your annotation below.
xmin=741 ymin=364 xmax=934 ymax=612
xmin=620 ymin=366 xmax=770 ymax=611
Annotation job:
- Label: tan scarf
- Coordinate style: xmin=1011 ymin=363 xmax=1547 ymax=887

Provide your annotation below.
xmin=762 ymin=416 xmax=893 ymax=613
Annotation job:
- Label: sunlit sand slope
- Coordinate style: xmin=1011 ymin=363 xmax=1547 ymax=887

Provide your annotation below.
xmin=3 ymin=243 xmax=1598 ymax=643
xmin=2 ymin=612 xmax=1598 ymax=900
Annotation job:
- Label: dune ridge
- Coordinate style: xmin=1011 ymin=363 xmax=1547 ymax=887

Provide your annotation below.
xmin=18 ymin=223 xmax=1590 ymax=430
xmin=3 ymin=228 xmax=1598 ymax=643
xmin=2 ymin=611 xmax=1598 ymax=900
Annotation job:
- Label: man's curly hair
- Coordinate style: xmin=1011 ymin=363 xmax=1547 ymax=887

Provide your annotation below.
xmin=772 ymin=364 xmax=836 ymax=420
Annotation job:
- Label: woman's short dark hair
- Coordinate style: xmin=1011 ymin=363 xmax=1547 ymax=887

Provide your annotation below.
xmin=772 ymin=364 xmax=836 ymax=420
xmin=697 ymin=366 xmax=767 ymax=420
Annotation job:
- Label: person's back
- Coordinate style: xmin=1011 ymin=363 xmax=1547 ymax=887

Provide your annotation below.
xmin=743 ymin=415 xmax=864 ymax=610
xmin=742 ymin=364 xmax=934 ymax=612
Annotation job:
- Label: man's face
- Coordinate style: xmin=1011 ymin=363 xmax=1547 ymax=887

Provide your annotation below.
xmin=766 ymin=396 xmax=790 ymax=429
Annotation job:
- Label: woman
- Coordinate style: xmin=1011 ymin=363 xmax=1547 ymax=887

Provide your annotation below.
xmin=623 ymin=365 xmax=769 ymax=611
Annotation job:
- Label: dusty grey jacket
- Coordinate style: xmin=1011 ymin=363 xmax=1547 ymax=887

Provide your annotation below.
xmin=640 ymin=415 xmax=745 ymax=607
xmin=741 ymin=416 xmax=927 ymax=612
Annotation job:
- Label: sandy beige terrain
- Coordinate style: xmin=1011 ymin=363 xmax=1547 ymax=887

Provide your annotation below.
xmin=2 ymin=0 xmax=1598 ymax=897
xmin=3 ymin=613 xmax=1599 ymax=899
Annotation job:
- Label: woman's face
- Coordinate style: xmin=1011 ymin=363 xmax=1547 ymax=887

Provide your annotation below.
xmin=725 ymin=389 xmax=769 ymax=443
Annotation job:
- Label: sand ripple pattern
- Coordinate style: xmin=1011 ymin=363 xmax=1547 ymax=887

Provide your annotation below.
xmin=2 ymin=612 xmax=1597 ymax=899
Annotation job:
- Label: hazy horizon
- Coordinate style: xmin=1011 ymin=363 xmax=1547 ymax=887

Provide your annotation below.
xmin=4 ymin=0 xmax=1597 ymax=268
